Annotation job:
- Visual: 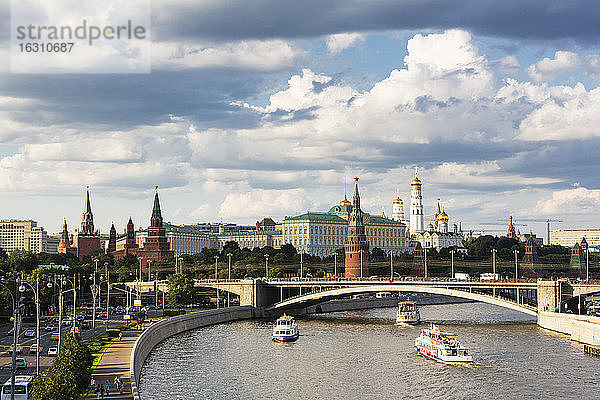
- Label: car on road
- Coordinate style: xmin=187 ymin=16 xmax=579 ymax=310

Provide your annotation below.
xmin=50 ymin=332 xmax=59 ymax=341
xmin=6 ymin=328 xmax=14 ymax=336
xmin=15 ymin=357 xmax=27 ymax=369
xmin=61 ymin=318 xmax=72 ymax=326
xmin=29 ymin=344 xmax=42 ymax=354
xmin=23 ymin=329 xmax=35 ymax=337
xmin=44 ymin=324 xmax=55 ymax=332
xmin=48 ymin=347 xmax=58 ymax=356
xmin=9 ymin=344 xmax=23 ymax=354
xmin=80 ymin=321 xmax=91 ymax=330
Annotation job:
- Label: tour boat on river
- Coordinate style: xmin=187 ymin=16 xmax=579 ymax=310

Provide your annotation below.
xmin=414 ymin=324 xmax=473 ymax=364
xmin=272 ymin=315 xmax=299 ymax=342
xmin=396 ymin=300 xmax=420 ymax=325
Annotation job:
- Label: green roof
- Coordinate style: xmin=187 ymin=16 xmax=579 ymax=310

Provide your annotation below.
xmin=285 ymin=212 xmax=347 ymax=223
xmin=218 ymin=230 xmax=281 ymax=238
xmin=327 ymin=204 xmax=352 ymax=214
xmin=369 ymin=216 xmax=403 ymax=225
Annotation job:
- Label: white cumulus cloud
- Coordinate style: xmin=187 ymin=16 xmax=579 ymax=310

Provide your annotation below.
xmin=527 ymin=51 xmax=581 ymax=82
xmin=534 ymin=187 xmax=600 ymax=214
xmin=326 ymin=32 xmax=365 ymax=54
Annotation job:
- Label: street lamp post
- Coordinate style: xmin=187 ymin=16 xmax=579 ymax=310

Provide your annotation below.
xmin=214 ymin=255 xmax=219 ymax=309
xmin=491 ymin=248 xmax=497 ymax=276
xmin=359 ymin=249 xmax=364 ymax=279
xmin=18 ymin=275 xmax=40 ymax=375
xmin=424 ymin=248 xmax=428 ymax=279
xmin=147 ymin=261 xmax=151 ymax=282
xmin=264 ymin=254 xmax=269 ymax=279
xmin=586 ymin=247 xmax=589 ymax=282
xmin=104 ymin=263 xmax=110 ymax=330
xmin=227 ymin=253 xmax=232 ymax=308
xmin=0 ymin=280 xmax=17 ymax=400
xmin=450 ymin=250 xmax=455 ymax=279
xmin=92 ymin=259 xmax=98 ymax=332
xmin=390 ymin=252 xmax=393 ymax=280
xmin=300 ymin=252 xmax=303 ymax=279
xmin=514 ymin=250 xmax=519 ymax=282
xmin=334 ymin=252 xmax=337 ymax=277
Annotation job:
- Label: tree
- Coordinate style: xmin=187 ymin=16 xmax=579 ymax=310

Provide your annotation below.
xmin=29 ymin=333 xmax=92 ymax=400
xmin=166 ymin=273 xmax=195 ymax=309
xmin=370 ymin=247 xmax=386 ymax=261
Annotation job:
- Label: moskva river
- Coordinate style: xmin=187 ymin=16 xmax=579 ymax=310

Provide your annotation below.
xmin=139 ymin=303 xmax=599 ymax=399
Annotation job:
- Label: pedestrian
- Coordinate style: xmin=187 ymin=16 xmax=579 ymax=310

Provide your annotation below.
xmin=100 ymin=383 xmax=105 ymax=399
xmin=91 ymin=377 xmax=96 ymax=392
xmin=117 ymin=377 xmax=123 ymax=394
xmin=105 ymin=380 xmax=110 ymax=396
xmin=95 ymin=384 xmax=101 ymax=400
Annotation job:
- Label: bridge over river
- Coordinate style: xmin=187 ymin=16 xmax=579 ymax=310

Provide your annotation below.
xmin=127 ymin=278 xmax=600 ymax=318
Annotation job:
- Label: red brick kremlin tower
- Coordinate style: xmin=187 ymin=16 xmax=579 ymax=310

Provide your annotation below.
xmin=107 ymin=222 xmax=117 ymax=254
xmin=57 ymin=218 xmax=76 ymax=255
xmin=137 ymin=186 xmax=173 ymax=273
xmin=344 ymin=177 xmax=369 ymax=278
xmin=74 ymin=186 xmax=101 ymax=259
xmin=113 ymin=217 xmax=139 ymax=261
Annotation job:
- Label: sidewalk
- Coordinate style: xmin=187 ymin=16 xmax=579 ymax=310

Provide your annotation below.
xmin=87 ymin=329 xmax=141 ymax=399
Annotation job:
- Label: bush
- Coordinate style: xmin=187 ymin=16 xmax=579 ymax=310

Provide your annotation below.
xmin=106 ymin=329 xmax=120 ymax=338
xmin=164 ymin=309 xmax=186 ymax=317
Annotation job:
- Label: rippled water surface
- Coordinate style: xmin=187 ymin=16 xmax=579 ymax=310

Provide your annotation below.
xmin=140 ymin=303 xmax=599 ymax=399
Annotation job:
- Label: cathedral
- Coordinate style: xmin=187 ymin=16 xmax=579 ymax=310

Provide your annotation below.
xmin=394 ymin=172 xmax=465 ymax=252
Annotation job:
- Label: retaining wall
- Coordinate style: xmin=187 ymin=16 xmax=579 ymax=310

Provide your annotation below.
xmin=130 ymin=306 xmax=253 ymax=400
xmin=538 ymin=311 xmax=600 ymax=346
xmin=295 ymin=294 xmax=474 ymax=315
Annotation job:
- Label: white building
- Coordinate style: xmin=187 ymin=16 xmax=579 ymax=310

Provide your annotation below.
xmin=283 ymin=195 xmax=408 ymax=257
xmin=413 ymin=204 xmax=465 ymax=252
xmin=550 ymin=229 xmax=600 ymax=250
xmin=0 ymin=219 xmax=57 ymax=254
xmin=136 ymin=223 xmax=217 ymax=257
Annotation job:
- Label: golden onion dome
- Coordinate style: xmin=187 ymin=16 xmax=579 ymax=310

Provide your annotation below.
xmin=393 ymin=195 xmax=403 ymax=204
xmin=340 ymin=195 xmax=351 ymax=206
xmin=411 ymin=176 xmax=422 ymax=187
xmin=438 ymin=209 xmax=449 ymax=221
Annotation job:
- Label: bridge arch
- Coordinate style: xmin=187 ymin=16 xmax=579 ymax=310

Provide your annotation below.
xmin=266 ymin=285 xmax=538 ymax=317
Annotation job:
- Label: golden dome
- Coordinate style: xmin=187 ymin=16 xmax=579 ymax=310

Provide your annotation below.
xmin=438 ymin=208 xmax=449 ymax=221
xmin=411 ymin=176 xmax=422 ymax=187
xmin=340 ymin=195 xmax=351 ymax=206
xmin=393 ymin=195 xmax=403 ymax=204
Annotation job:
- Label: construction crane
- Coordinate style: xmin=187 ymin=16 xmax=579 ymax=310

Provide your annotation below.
xmin=499 ymin=218 xmax=563 ymax=245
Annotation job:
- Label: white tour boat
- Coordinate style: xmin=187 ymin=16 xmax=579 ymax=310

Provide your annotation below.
xmin=414 ymin=324 xmax=473 ymax=364
xmin=271 ymin=314 xmax=299 ymax=342
xmin=396 ymin=300 xmax=420 ymax=325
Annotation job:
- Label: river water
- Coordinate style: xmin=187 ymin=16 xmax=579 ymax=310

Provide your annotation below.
xmin=139 ymin=303 xmax=599 ymax=399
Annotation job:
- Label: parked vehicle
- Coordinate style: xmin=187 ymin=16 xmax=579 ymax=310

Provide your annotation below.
xmin=44 ymin=324 xmax=55 ymax=332
xmin=23 ymin=329 xmax=35 ymax=338
xmin=47 ymin=347 xmax=58 ymax=356
xmin=454 ymin=273 xmax=471 ymax=280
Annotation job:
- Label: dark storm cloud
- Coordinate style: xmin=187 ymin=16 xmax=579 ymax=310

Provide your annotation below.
xmin=153 ymin=0 xmax=600 ymax=44
xmin=0 ymin=71 xmax=268 ymax=130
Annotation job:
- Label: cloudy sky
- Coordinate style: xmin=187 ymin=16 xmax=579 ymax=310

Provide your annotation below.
xmin=2 ymin=0 xmax=600 ymax=239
